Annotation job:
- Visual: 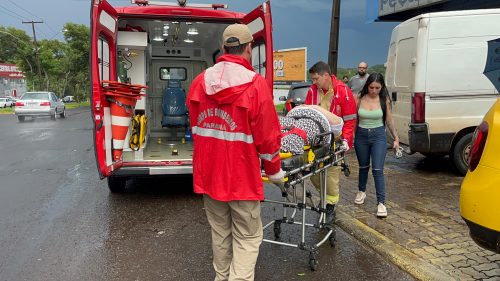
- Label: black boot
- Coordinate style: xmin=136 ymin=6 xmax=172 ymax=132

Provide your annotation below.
xmin=325 ymin=204 xmax=336 ymax=229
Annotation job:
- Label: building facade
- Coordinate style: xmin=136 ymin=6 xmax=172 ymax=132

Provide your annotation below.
xmin=0 ymin=63 xmax=26 ymax=98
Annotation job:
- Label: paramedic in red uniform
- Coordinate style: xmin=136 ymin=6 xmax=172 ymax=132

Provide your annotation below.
xmin=187 ymin=24 xmax=284 ymax=281
xmin=305 ymin=61 xmax=357 ymax=228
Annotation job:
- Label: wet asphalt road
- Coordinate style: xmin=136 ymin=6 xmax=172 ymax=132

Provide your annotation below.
xmin=0 ymin=108 xmax=414 ymax=281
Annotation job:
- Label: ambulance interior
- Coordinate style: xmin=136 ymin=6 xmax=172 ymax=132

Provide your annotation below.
xmin=114 ymin=19 xmax=230 ymax=162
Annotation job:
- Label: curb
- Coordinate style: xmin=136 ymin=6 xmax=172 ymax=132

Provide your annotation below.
xmin=336 ymin=210 xmax=454 ymax=281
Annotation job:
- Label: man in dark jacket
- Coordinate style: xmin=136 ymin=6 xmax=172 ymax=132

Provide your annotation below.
xmin=187 ymin=24 xmax=284 ymax=281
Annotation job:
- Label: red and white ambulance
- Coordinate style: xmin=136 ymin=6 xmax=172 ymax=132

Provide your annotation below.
xmin=90 ymin=0 xmax=273 ymax=192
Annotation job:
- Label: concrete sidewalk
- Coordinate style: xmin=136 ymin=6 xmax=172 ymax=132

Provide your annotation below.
xmin=330 ymin=152 xmax=500 ymax=280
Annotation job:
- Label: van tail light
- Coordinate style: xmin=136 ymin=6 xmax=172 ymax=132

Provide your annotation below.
xmin=15 ymin=101 xmax=24 ymax=107
xmin=468 ymin=121 xmax=488 ymax=172
xmin=40 ymin=101 xmax=50 ymax=106
xmin=411 ymin=92 xmax=425 ymax=123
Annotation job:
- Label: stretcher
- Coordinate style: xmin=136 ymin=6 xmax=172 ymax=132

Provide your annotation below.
xmin=262 ymin=129 xmax=350 ymax=271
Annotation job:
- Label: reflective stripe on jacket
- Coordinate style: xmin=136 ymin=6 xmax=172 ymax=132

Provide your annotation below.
xmin=187 ymin=54 xmax=281 ymax=201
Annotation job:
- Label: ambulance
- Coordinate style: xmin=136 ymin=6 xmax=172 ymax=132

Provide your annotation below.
xmin=90 ymin=0 xmax=273 ymax=192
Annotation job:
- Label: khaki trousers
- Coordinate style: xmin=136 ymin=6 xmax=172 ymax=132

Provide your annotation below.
xmin=203 ymin=195 xmax=263 ymax=281
xmin=310 ymin=165 xmax=341 ymax=205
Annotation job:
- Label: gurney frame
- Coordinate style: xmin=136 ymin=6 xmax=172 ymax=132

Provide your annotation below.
xmin=263 ymin=132 xmax=349 ymax=271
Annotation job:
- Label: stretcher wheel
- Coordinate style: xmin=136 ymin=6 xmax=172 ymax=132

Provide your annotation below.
xmin=273 ymin=222 xmax=281 ymax=240
xmin=329 ymin=230 xmax=337 ymax=248
xmin=309 ymin=252 xmax=318 ymax=271
xmin=343 ymin=165 xmax=350 ymax=177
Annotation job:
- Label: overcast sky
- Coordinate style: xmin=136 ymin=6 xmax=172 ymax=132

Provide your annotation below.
xmin=0 ymin=0 xmax=399 ymax=68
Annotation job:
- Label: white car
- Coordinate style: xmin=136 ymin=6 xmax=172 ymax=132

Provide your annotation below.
xmin=15 ymin=92 xmax=66 ymax=122
xmin=0 ymin=97 xmax=13 ymax=108
xmin=62 ymin=96 xmax=74 ymax=103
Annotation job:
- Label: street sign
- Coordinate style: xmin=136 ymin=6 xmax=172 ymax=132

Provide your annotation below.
xmin=273 ymin=47 xmax=307 ymax=83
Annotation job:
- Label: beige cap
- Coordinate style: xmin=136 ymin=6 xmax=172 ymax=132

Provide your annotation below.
xmin=222 ymin=24 xmax=253 ymax=47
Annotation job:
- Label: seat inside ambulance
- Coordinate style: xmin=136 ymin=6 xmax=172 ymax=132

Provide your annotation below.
xmin=161 ymin=80 xmax=187 ymax=127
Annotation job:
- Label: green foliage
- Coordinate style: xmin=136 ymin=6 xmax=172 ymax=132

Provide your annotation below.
xmin=65 ymin=101 xmax=90 ymax=109
xmin=369 ymin=64 xmax=386 ymax=75
xmin=0 ymin=107 xmax=14 ymax=114
xmin=0 ymin=24 xmax=90 ymax=100
xmin=0 ymin=27 xmax=32 ymax=64
xmin=336 ymin=64 xmax=387 ymax=81
xmin=275 ymin=103 xmax=285 ymax=114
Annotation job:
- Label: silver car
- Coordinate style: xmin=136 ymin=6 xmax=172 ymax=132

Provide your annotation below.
xmin=15 ymin=92 xmax=66 ymax=122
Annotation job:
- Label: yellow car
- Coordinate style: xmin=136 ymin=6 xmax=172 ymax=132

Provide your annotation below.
xmin=460 ymin=97 xmax=500 ymax=254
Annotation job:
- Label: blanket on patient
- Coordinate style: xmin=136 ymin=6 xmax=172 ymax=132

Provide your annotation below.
xmin=280 ymin=107 xmax=343 ymax=155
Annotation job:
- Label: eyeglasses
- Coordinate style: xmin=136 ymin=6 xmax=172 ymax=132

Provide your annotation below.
xmin=358 ymin=67 xmax=367 ymax=69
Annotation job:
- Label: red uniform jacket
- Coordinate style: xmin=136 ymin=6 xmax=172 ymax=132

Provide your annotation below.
xmin=187 ymin=54 xmax=281 ymax=202
xmin=304 ymin=75 xmax=357 ymax=148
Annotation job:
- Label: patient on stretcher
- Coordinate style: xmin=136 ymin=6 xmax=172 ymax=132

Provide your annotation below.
xmin=280 ymin=105 xmax=343 ymax=155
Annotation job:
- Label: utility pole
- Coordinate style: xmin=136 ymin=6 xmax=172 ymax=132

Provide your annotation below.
xmin=22 ymin=20 xmax=43 ymax=83
xmin=328 ymin=0 xmax=341 ymax=75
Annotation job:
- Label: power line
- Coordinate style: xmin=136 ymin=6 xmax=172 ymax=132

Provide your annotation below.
xmin=38 ymin=29 xmax=49 ymax=39
xmin=6 ymin=0 xmax=43 ymax=21
xmin=45 ymin=24 xmax=59 ymax=36
xmin=0 ymin=3 xmax=28 ymax=21
xmin=0 ymin=5 xmax=25 ymax=21
xmin=3 ymin=0 xmax=60 ymax=40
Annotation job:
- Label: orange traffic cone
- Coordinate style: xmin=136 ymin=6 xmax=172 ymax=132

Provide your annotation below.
xmin=102 ymin=81 xmax=147 ymax=162
xmin=108 ymin=94 xmax=138 ymax=161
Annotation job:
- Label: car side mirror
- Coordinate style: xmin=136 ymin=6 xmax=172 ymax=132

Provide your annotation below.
xmin=279 ymin=96 xmax=287 ymax=101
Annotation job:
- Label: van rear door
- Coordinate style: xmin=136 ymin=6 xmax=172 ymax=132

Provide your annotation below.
xmin=90 ymin=0 xmax=118 ymax=178
xmin=243 ymin=1 xmax=273 ymax=91
xmin=386 ymin=19 xmax=419 ymax=145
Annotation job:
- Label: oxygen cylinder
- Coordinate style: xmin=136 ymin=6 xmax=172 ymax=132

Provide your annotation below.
xmin=117 ymin=60 xmax=129 ymax=83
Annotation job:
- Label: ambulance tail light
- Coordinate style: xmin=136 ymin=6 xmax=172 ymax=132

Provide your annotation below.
xmin=411 ymin=92 xmax=425 ymax=123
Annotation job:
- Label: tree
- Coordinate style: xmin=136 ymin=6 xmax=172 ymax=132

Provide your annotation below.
xmin=37 ymin=39 xmax=67 ymax=92
xmin=369 ymin=64 xmax=386 ymax=75
xmin=62 ymin=23 xmax=90 ymax=100
xmin=0 ymin=27 xmax=33 ymax=64
xmin=336 ymin=64 xmax=387 ymax=81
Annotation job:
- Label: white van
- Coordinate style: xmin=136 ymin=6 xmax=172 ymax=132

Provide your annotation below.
xmin=385 ymin=9 xmax=500 ymax=175
xmin=90 ymin=0 xmax=273 ymax=192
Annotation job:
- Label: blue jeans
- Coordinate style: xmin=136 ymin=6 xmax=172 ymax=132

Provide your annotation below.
xmin=354 ymin=126 xmax=387 ymax=204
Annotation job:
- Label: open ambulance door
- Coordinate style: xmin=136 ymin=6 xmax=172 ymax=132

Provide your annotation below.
xmin=243 ymin=1 xmax=274 ymax=91
xmin=90 ymin=0 xmax=119 ymax=178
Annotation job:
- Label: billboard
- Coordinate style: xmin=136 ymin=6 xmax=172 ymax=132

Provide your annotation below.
xmin=0 ymin=63 xmax=25 ymax=78
xmin=273 ymin=47 xmax=307 ymax=84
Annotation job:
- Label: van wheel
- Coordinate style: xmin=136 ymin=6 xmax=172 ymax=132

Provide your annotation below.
xmin=451 ymin=133 xmax=473 ymax=176
xmin=108 ymin=176 xmax=128 ymax=193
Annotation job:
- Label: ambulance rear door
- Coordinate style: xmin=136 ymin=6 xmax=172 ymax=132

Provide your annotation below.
xmin=90 ymin=0 xmax=119 ymax=178
xmin=243 ymin=1 xmax=273 ymax=90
